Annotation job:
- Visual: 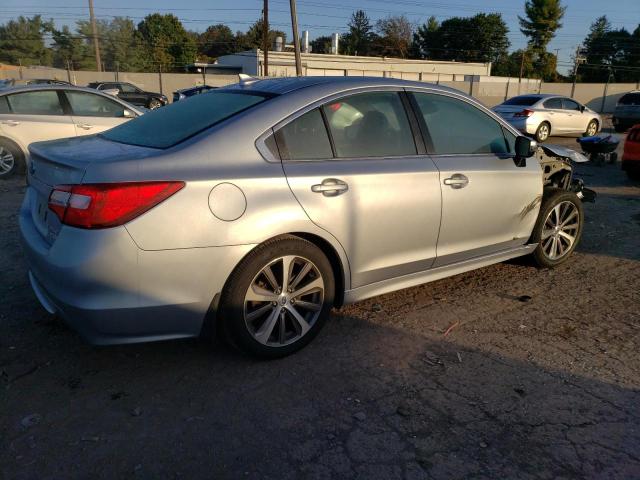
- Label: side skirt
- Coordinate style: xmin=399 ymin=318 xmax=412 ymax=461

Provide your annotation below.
xmin=343 ymin=244 xmax=537 ymax=305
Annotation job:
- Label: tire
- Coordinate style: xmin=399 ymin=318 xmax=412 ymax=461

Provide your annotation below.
xmin=0 ymin=139 xmax=24 ymax=179
xmin=148 ymin=98 xmax=162 ymax=110
xmin=585 ymin=119 xmax=598 ymax=137
xmin=530 ymin=189 xmax=584 ymax=268
xmin=219 ymin=235 xmax=335 ymax=358
xmin=535 ymin=122 xmax=551 ymax=143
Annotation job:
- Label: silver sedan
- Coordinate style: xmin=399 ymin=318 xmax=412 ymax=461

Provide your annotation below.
xmin=493 ymin=94 xmax=601 ymax=142
xmin=20 ymin=77 xmax=587 ymax=357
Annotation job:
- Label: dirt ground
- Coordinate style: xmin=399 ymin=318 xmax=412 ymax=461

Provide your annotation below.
xmin=1 ymin=133 xmax=639 ymax=480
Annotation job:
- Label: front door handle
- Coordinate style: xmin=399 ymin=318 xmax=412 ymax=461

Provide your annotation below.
xmin=1 ymin=120 xmax=20 ymax=126
xmin=311 ymin=178 xmax=349 ymax=197
xmin=443 ymin=174 xmax=469 ymax=189
xmin=77 ymin=124 xmax=93 ymax=130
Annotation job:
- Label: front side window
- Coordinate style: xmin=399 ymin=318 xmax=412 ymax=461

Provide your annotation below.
xmin=66 ymin=91 xmax=126 ymax=117
xmin=275 ymin=109 xmax=332 ymax=160
xmin=322 ymin=91 xmax=416 ymax=158
xmin=563 ymin=99 xmax=581 ymax=111
xmin=101 ymin=91 xmax=268 ymax=149
xmin=412 ymin=93 xmax=509 ymax=155
xmin=543 ymin=98 xmax=563 ymax=109
xmin=6 ymin=91 xmax=64 ymax=115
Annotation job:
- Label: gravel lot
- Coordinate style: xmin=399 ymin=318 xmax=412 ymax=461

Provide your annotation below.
xmin=1 ymin=134 xmax=639 ymax=479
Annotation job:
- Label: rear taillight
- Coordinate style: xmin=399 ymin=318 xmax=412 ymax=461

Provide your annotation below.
xmin=514 ymin=109 xmax=534 ymax=118
xmin=48 ymin=181 xmax=184 ymax=229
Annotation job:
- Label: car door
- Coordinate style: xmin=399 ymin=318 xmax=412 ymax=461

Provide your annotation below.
xmin=63 ymin=90 xmax=135 ymax=136
xmin=279 ymin=90 xmax=442 ymax=288
xmin=542 ymin=97 xmax=564 ymax=133
xmin=118 ymin=83 xmax=145 ymax=106
xmin=408 ymin=90 xmax=542 ymax=267
xmin=0 ymin=90 xmax=76 ymax=153
xmin=561 ymin=98 xmax=587 ymax=134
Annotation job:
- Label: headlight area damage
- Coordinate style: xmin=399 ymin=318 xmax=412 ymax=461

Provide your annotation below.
xmin=535 ymin=143 xmax=597 ymax=203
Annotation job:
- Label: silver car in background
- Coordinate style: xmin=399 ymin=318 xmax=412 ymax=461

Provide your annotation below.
xmin=20 ymin=77 xmax=589 ymax=358
xmin=493 ymin=94 xmax=601 ymax=143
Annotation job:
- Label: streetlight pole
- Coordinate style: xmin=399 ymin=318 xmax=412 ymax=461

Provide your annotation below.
xmin=263 ymin=0 xmax=269 ymax=76
xmin=289 ymin=0 xmax=302 ymax=76
xmin=88 ymin=0 xmax=102 ymax=72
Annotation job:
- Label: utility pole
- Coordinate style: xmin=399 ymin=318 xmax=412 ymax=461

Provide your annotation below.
xmin=289 ymin=0 xmax=302 ymax=76
xmin=262 ymin=0 xmax=269 ymax=77
xmin=518 ymin=50 xmax=526 ymax=95
xmin=570 ymin=45 xmax=585 ymax=98
xmin=88 ymin=0 xmax=102 ymax=72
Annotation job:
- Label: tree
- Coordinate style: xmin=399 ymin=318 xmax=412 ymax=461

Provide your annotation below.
xmin=310 ymin=35 xmax=333 ymax=54
xmin=0 ymin=15 xmax=53 ymax=66
xmin=198 ymin=24 xmax=236 ymax=61
xmin=51 ymin=25 xmax=89 ymax=69
xmin=342 ymin=10 xmax=375 ymax=56
xmin=136 ymin=14 xmax=196 ymax=71
xmin=412 ymin=14 xmax=509 ymax=64
xmin=492 ymin=49 xmax=536 ymax=78
xmin=375 ymin=15 xmax=413 ymax=58
xmin=518 ymin=0 xmax=566 ymax=52
xmin=102 ymin=17 xmax=146 ymax=71
xmin=237 ymin=18 xmax=285 ymax=51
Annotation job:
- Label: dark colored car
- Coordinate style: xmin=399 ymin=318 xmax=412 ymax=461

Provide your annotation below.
xmin=613 ymin=91 xmax=640 ymax=133
xmin=172 ymin=85 xmax=217 ymax=102
xmin=87 ymin=81 xmax=168 ymax=109
xmin=622 ymin=125 xmax=640 ymax=180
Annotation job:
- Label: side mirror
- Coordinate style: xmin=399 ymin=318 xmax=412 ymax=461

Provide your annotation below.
xmin=580 ymin=105 xmax=586 ymax=113
xmin=123 ymin=109 xmax=135 ymax=118
xmin=514 ymin=136 xmax=536 ymax=167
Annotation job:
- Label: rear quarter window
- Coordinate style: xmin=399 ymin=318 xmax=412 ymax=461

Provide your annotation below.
xmin=101 ymin=91 xmax=269 ymax=149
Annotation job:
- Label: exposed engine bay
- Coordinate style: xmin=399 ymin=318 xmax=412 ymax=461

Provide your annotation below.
xmin=535 ymin=144 xmax=597 ymax=203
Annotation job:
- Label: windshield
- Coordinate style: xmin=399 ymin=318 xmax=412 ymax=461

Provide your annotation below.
xmin=101 ymin=91 xmax=270 ymax=149
xmin=502 ymin=96 xmax=540 ymax=106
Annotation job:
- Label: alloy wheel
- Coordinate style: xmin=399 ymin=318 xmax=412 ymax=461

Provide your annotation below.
xmin=541 ymin=201 xmax=580 ymax=260
xmin=537 ymin=124 xmax=550 ymax=142
xmin=587 ymin=122 xmax=597 ymax=136
xmin=244 ymin=255 xmax=324 ymax=347
xmin=0 ymin=146 xmax=15 ymax=175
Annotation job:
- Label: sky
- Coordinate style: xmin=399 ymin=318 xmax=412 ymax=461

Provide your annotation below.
xmin=1 ymin=0 xmax=639 ymax=74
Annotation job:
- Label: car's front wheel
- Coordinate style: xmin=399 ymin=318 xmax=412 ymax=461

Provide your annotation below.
xmin=219 ymin=236 xmax=335 ymax=358
xmin=0 ymin=139 xmax=24 ymax=179
xmin=148 ymin=98 xmax=162 ymax=110
xmin=535 ymin=122 xmax=551 ymax=143
xmin=530 ymin=189 xmax=584 ymax=268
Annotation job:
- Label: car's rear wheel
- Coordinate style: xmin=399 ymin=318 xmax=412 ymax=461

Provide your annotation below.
xmin=148 ymin=98 xmax=162 ymax=110
xmin=0 ymin=140 xmax=24 ymax=179
xmin=535 ymin=122 xmax=551 ymax=143
xmin=219 ymin=236 xmax=334 ymax=358
xmin=530 ymin=189 xmax=584 ymax=268
xmin=585 ymin=119 xmax=598 ymax=137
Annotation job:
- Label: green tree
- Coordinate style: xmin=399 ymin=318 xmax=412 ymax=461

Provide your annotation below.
xmin=51 ymin=25 xmax=88 ymax=69
xmin=342 ymin=10 xmax=375 ymax=56
xmin=136 ymin=14 xmax=197 ymax=71
xmin=102 ymin=17 xmax=146 ymax=71
xmin=198 ymin=24 xmax=236 ymax=61
xmin=237 ymin=18 xmax=285 ymax=51
xmin=0 ymin=15 xmax=53 ymax=66
xmin=375 ymin=15 xmax=413 ymax=58
xmin=518 ymin=0 xmax=566 ymax=52
xmin=310 ymin=35 xmax=333 ymax=54
xmin=412 ymin=14 xmax=509 ymax=64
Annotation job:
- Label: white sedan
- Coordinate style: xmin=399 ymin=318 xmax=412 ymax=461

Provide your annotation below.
xmin=0 ymin=85 xmax=144 ymax=178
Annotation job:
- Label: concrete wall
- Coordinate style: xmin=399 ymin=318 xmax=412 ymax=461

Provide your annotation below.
xmin=1 ymin=65 xmax=637 ymax=112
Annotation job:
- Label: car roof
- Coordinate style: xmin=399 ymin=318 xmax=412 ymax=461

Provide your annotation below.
xmin=222 ymin=75 xmax=463 ymax=96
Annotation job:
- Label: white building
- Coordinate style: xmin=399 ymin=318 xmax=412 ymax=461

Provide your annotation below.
xmin=215 ymin=49 xmax=492 ymax=81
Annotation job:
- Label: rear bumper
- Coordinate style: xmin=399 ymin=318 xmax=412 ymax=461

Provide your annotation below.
xmin=504 ymin=117 xmax=537 ymax=135
xmin=19 ymin=193 xmax=254 ymax=345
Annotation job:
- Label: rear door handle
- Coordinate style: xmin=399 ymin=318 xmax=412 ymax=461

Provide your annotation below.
xmin=443 ymin=174 xmax=469 ymax=189
xmin=77 ymin=124 xmax=93 ymax=130
xmin=311 ymin=178 xmax=349 ymax=197
xmin=1 ymin=120 xmax=20 ymax=126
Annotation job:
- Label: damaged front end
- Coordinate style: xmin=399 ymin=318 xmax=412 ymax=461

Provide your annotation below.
xmin=534 ymin=144 xmax=597 ymax=203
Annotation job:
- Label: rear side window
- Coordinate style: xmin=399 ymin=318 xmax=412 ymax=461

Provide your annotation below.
xmin=101 ymin=91 xmax=268 ymax=149
xmin=619 ymin=93 xmax=640 ymax=106
xmin=65 ymin=91 xmax=126 ymax=117
xmin=413 ymin=93 xmax=509 ymax=155
xmin=543 ymin=98 xmax=562 ymax=109
xmin=502 ymin=96 xmax=540 ymax=106
xmin=275 ymin=109 xmax=332 ymax=160
xmin=322 ymin=91 xmax=416 ymax=158
xmin=6 ymin=91 xmax=64 ymax=115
